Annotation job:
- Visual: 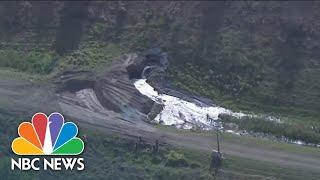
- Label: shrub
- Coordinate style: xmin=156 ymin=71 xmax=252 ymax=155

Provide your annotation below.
xmin=165 ymin=150 xmax=189 ymax=167
xmin=0 ymin=50 xmax=53 ymax=74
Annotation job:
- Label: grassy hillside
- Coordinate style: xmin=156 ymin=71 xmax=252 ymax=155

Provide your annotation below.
xmin=0 ymin=2 xmax=319 ymax=121
xmin=0 ymin=2 xmax=319 ymax=179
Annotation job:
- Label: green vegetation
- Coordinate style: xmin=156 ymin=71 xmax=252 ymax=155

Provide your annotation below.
xmin=163 ymin=2 xmax=320 ymax=124
xmin=0 ymin=49 xmax=54 ymax=74
xmin=156 ymin=124 xmax=320 ymax=156
xmin=56 ymin=42 xmax=125 ymax=72
xmin=1 ymin=114 xmax=320 ymax=180
xmin=0 ymin=37 xmax=125 ymax=76
xmin=167 ymin=26 xmax=320 ymax=124
xmin=0 ymin=114 xmax=212 ymax=180
xmin=0 ymin=68 xmax=41 ymax=81
xmin=0 ymin=1 xmax=319 ymax=122
xmin=157 ymin=125 xmax=320 ymax=179
xmin=223 ymin=155 xmax=320 ymax=180
xmin=220 ymin=115 xmax=320 ymax=145
xmin=0 ymin=2 xmax=320 ymax=179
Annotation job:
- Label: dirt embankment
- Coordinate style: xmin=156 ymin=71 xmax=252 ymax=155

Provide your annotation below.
xmin=0 ymin=49 xmax=165 ymax=139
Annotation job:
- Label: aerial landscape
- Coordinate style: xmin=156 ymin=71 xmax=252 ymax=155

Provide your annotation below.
xmin=0 ymin=1 xmax=319 ymax=179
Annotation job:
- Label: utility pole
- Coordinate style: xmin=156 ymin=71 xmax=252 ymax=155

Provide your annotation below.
xmin=207 ymin=114 xmax=222 ymax=177
xmin=216 ymin=127 xmax=220 ymax=153
xmin=207 ymin=114 xmax=221 ymax=153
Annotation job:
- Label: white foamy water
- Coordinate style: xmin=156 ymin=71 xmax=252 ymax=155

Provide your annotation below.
xmin=134 ymin=79 xmax=249 ymax=130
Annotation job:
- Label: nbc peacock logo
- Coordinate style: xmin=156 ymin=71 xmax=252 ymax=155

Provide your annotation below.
xmin=11 ymin=112 xmax=84 ymax=155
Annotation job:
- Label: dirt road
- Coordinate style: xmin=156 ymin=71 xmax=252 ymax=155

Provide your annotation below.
xmin=163 ymin=131 xmax=320 ymax=171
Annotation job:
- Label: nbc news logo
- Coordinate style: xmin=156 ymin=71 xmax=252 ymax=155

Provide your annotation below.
xmin=11 ymin=113 xmax=85 ymax=171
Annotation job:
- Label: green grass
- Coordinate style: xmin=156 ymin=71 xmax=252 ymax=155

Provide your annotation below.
xmin=156 ymin=124 xmax=320 ymax=156
xmin=0 ymin=49 xmax=55 ymax=74
xmin=163 ymin=140 xmax=320 ymax=180
xmin=220 ymin=115 xmax=320 ymax=145
xmin=56 ymin=42 xmax=125 ymax=72
xmin=0 ymin=68 xmax=42 ymax=81
xmin=179 ymin=147 xmax=320 ymax=180
xmin=1 ymin=113 xmax=320 ymax=179
xmin=167 ymin=65 xmax=320 ymax=127
xmin=0 ymin=114 xmax=213 ymax=180
xmin=0 ymin=7 xmax=319 ymax=178
xmin=223 ymin=155 xmax=320 ymax=180
xmin=157 ymin=125 xmax=320 ymax=179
